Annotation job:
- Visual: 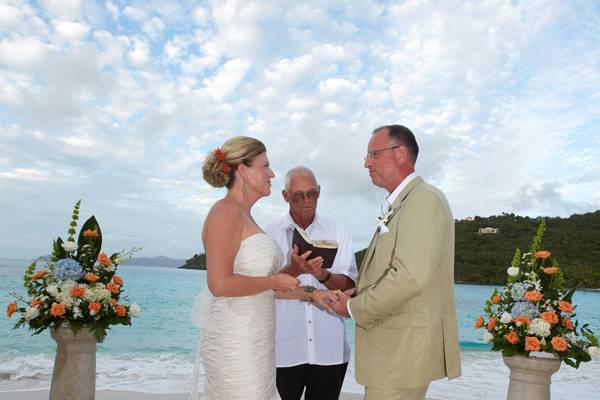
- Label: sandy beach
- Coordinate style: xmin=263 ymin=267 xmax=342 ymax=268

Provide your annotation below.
xmin=0 ymin=391 xmax=365 ymax=400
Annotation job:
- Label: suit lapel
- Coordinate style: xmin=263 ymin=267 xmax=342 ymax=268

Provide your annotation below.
xmin=358 ymin=177 xmax=424 ymax=282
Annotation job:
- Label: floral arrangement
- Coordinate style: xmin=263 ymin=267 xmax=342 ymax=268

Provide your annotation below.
xmin=6 ymin=201 xmax=140 ymax=342
xmin=476 ymin=220 xmax=599 ymax=368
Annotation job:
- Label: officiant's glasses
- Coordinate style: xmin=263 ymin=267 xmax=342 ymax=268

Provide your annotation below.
xmin=364 ymin=145 xmax=401 ymax=160
xmin=289 ymin=188 xmax=320 ymax=203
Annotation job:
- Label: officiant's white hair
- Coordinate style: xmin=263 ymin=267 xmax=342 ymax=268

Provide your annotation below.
xmin=284 ymin=166 xmax=318 ymax=191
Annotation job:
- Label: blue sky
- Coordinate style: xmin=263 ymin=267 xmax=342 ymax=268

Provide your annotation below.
xmin=1 ymin=0 xmax=599 ymax=259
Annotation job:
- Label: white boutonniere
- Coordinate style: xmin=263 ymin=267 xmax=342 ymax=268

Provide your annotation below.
xmin=377 ymin=208 xmax=394 ymax=234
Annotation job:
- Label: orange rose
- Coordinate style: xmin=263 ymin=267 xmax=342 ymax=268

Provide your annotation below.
xmin=82 ymin=229 xmax=99 ymax=238
xmin=106 ymin=282 xmax=120 ymax=294
xmin=475 ymin=315 xmax=484 ymax=329
xmin=505 ymin=331 xmax=520 ymax=345
xmin=88 ymin=302 xmax=102 ymax=314
xmin=487 ymin=317 xmax=497 ymax=332
xmin=31 ymin=299 xmax=44 ymax=308
xmin=543 ymin=267 xmax=559 ymax=275
xmin=70 ymin=287 xmax=86 ymax=298
xmin=112 ymin=275 xmax=124 ymax=286
xmin=551 ymin=336 xmax=568 ymax=352
xmin=541 ymin=310 xmax=559 ymax=324
xmin=525 ymin=336 xmax=541 ymax=352
xmin=561 ymin=317 xmax=574 ymax=330
xmin=50 ymin=303 xmax=66 ymax=317
xmin=524 ymin=291 xmax=543 ymax=302
xmin=513 ymin=315 xmax=531 ymax=326
xmin=32 ymin=270 xmax=48 ymax=280
xmin=115 ymin=305 xmax=126 ymax=317
xmin=110 ymin=298 xmax=117 ymax=306
xmin=84 ymin=273 xmax=99 ymax=282
xmin=6 ymin=302 xmax=17 ymax=318
xmin=535 ymin=250 xmax=551 ymax=259
xmin=558 ymin=300 xmax=573 ymax=314
xmin=491 ymin=294 xmax=502 ymax=304
xmin=98 ymin=252 xmax=112 ymax=266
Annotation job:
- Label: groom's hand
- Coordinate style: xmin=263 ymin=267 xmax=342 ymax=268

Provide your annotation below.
xmin=331 ymin=289 xmax=355 ymax=318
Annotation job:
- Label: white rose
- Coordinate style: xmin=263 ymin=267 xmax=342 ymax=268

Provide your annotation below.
xmin=528 ymin=318 xmax=551 ymax=337
xmin=483 ymin=331 xmax=494 ymax=344
xmin=507 ymin=267 xmax=520 ymax=276
xmin=588 ymin=346 xmax=600 ymax=359
xmin=61 ymin=241 xmax=78 ymax=253
xmin=129 ymin=304 xmax=141 ymax=317
xmin=500 ymin=312 xmax=512 ymax=324
xmin=566 ymin=332 xmax=578 ymax=344
xmin=24 ymin=307 xmax=40 ymax=321
xmin=46 ymin=284 xmax=59 ymax=298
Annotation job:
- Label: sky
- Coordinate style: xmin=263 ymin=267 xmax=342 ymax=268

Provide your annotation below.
xmin=1 ymin=0 xmax=599 ymax=260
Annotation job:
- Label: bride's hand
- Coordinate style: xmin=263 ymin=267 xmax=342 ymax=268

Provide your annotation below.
xmin=270 ymin=274 xmax=300 ymax=291
xmin=312 ymin=289 xmax=339 ymax=311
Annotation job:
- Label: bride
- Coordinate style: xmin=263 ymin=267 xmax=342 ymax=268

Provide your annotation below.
xmin=192 ymin=136 xmax=338 ymax=400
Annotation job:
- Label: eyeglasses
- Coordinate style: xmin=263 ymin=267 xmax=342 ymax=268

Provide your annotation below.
xmin=289 ymin=189 xmax=320 ymax=203
xmin=364 ymin=145 xmax=401 ymax=161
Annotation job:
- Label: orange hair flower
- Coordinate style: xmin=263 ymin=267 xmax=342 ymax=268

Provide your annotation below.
xmin=513 ymin=315 xmax=531 ymax=326
xmin=487 ymin=317 xmax=497 ymax=332
xmin=541 ymin=310 xmax=559 ymax=324
xmin=50 ymin=303 xmax=66 ymax=317
xmin=112 ymin=275 xmax=124 ymax=286
xmin=88 ymin=302 xmax=102 ymax=314
xmin=524 ymin=291 xmax=543 ymax=302
xmin=505 ymin=331 xmax=520 ymax=345
xmin=491 ymin=294 xmax=502 ymax=305
xmin=475 ymin=315 xmax=484 ymax=329
xmin=98 ymin=252 xmax=112 ymax=266
xmin=84 ymin=273 xmax=99 ymax=282
xmin=82 ymin=229 xmax=99 ymax=238
xmin=70 ymin=287 xmax=86 ymax=298
xmin=213 ymin=148 xmax=226 ymax=161
xmin=558 ymin=300 xmax=573 ymax=314
xmin=551 ymin=336 xmax=568 ymax=352
xmin=525 ymin=336 xmax=541 ymax=352
xmin=115 ymin=305 xmax=127 ymax=317
xmin=32 ymin=270 xmax=48 ymax=280
xmin=534 ymin=250 xmax=551 ymax=259
xmin=106 ymin=282 xmax=120 ymax=294
xmin=6 ymin=302 xmax=17 ymax=318
xmin=543 ymin=267 xmax=559 ymax=275
xmin=561 ymin=317 xmax=574 ymax=330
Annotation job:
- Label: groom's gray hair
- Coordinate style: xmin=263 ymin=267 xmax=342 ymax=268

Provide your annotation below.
xmin=284 ymin=166 xmax=319 ymax=191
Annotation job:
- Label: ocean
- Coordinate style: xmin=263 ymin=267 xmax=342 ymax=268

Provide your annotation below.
xmin=1 ymin=259 xmax=599 ymax=399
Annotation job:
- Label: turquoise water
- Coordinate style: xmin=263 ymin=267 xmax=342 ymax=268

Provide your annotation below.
xmin=1 ymin=258 xmax=600 ymax=393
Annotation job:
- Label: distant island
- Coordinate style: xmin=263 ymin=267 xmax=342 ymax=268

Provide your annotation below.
xmin=179 ymin=210 xmax=600 ymax=288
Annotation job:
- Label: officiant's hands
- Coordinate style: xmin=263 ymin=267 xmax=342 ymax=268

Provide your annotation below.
xmin=330 ymin=288 xmax=356 ymax=317
xmin=288 ymin=245 xmax=324 ymax=276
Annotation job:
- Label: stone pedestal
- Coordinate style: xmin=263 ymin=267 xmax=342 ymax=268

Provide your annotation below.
xmin=50 ymin=325 xmax=97 ymax=400
xmin=503 ymin=355 xmax=561 ymax=400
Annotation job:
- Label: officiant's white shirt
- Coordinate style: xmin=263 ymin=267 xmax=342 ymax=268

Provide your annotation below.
xmin=266 ymin=213 xmax=358 ymax=367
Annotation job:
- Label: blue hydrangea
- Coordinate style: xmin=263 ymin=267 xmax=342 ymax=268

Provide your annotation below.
xmin=510 ymin=282 xmax=530 ymax=301
xmin=55 ymin=258 xmax=84 ymax=281
xmin=511 ymin=301 xmax=539 ymax=319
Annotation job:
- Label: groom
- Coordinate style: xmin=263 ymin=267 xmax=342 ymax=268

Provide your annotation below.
xmin=332 ymin=125 xmax=461 ymax=399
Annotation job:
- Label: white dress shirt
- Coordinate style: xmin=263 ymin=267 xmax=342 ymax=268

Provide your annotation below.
xmin=347 ymin=172 xmax=419 ymax=319
xmin=265 ymin=213 xmax=358 ymax=367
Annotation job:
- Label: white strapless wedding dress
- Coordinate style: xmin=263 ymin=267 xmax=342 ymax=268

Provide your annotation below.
xmin=191 ymin=233 xmax=283 ymax=400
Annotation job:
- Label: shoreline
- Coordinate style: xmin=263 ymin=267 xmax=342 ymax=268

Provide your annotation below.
xmin=0 ymin=391 xmax=365 ymax=400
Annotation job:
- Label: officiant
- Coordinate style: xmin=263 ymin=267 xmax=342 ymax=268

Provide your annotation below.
xmin=265 ymin=166 xmax=358 ymax=400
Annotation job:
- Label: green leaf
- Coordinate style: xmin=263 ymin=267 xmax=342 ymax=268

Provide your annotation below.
xmin=77 ymin=215 xmax=102 ymax=261
xmin=51 ymin=238 xmax=67 ymax=262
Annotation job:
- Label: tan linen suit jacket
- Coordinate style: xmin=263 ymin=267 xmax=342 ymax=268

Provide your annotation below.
xmin=349 ymin=177 xmax=461 ymax=389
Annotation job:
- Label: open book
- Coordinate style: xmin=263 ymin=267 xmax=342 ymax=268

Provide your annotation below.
xmin=292 ymin=227 xmax=339 ymax=269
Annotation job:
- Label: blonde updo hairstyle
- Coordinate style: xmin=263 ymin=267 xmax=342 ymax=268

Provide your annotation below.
xmin=202 ymin=136 xmax=266 ymax=188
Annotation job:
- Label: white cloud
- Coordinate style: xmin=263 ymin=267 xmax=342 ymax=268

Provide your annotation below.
xmin=203 ymin=58 xmax=251 ymax=100
xmin=0 ymin=36 xmax=50 ymax=71
xmin=127 ymin=37 xmax=150 ymax=67
xmin=123 ymin=5 xmax=147 ymax=22
xmin=52 ymin=20 xmax=90 ymax=40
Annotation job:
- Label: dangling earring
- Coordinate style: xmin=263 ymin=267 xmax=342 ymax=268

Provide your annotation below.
xmin=242 ymin=180 xmax=248 ymax=197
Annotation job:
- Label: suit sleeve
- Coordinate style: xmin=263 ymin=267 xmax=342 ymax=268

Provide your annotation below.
xmin=349 ymin=191 xmax=451 ymax=330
